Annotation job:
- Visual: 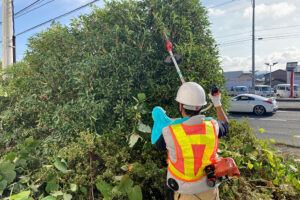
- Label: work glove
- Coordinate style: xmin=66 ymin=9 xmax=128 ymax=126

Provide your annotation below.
xmin=208 ymin=93 xmax=222 ymax=107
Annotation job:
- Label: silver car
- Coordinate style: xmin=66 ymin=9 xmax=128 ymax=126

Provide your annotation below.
xmin=228 ymin=94 xmax=278 ymax=115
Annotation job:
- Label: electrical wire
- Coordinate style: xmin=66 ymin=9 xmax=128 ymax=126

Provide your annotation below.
xmin=219 ymin=33 xmax=300 ymax=47
xmin=16 ymin=0 xmax=100 ymax=37
xmin=214 ymin=24 xmax=300 ymax=39
xmin=14 ymin=0 xmax=43 ymax=16
xmin=15 ymin=0 xmax=56 ymax=19
xmin=0 ymin=0 xmax=53 ymax=25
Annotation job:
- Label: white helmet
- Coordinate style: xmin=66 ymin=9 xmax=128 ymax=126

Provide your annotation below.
xmin=175 ymin=82 xmax=207 ymax=111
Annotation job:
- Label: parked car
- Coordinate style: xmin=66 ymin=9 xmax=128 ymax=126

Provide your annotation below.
xmin=254 ymin=85 xmax=274 ymax=97
xmin=228 ymin=86 xmax=249 ymax=96
xmin=228 ymin=94 xmax=278 ymax=115
xmin=275 ymin=84 xmax=300 ymax=98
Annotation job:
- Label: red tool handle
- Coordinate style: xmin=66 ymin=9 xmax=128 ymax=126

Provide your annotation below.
xmin=167 ymin=40 xmax=172 ymax=52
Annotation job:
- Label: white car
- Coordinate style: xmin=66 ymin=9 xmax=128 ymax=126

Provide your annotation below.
xmin=275 ymin=84 xmax=300 ymax=98
xmin=228 ymin=94 xmax=278 ymax=115
xmin=228 ymin=86 xmax=249 ymax=96
xmin=254 ymin=85 xmax=274 ymax=97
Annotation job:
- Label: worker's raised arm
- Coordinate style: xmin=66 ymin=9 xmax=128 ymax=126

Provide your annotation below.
xmin=209 ymin=93 xmax=229 ymax=123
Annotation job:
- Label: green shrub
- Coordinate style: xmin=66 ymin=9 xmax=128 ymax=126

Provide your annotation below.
xmin=0 ymin=0 xmax=225 ymax=149
xmin=219 ymin=119 xmax=300 ymax=200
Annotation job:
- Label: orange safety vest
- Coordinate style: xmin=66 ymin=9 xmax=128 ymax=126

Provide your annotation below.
xmin=167 ymin=120 xmax=218 ymax=182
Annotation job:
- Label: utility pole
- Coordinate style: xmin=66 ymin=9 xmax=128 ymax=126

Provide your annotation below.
xmin=251 ymin=0 xmax=255 ymax=93
xmin=2 ymin=0 xmax=16 ymax=73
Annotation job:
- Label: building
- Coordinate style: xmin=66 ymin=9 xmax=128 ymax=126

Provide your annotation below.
xmin=224 ymin=70 xmax=267 ymax=89
xmin=224 ymin=71 xmax=252 ymax=89
xmin=264 ymin=69 xmax=287 ymax=88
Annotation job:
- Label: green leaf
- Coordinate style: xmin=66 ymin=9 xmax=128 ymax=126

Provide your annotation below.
xmin=0 ymin=162 xmax=15 ymax=171
xmin=0 ymin=162 xmax=16 ymax=184
xmin=0 ymin=179 xmax=8 ymax=191
xmin=114 ymin=175 xmax=123 ymax=181
xmin=96 ymin=181 xmax=113 ymax=200
xmin=270 ymin=138 xmax=275 ymax=143
xmin=54 ymin=158 xmax=67 ymax=172
xmin=163 ymin=27 xmax=170 ymax=37
xmin=10 ymin=190 xmax=30 ymax=200
xmin=137 ymin=123 xmax=151 ymax=133
xmin=292 ymin=177 xmax=300 ymax=190
xmin=41 ymin=196 xmax=56 ymax=200
xmin=51 ymin=191 xmax=64 ymax=197
xmin=15 ymin=158 xmax=27 ymax=168
xmin=128 ymin=185 xmax=142 ymax=200
xmin=30 ymin=184 xmax=40 ymax=193
xmin=70 ymin=184 xmax=77 ymax=192
xmin=46 ymin=178 xmax=59 ymax=194
xmin=259 ymin=128 xmax=265 ymax=133
xmin=5 ymin=152 xmax=16 ymax=162
xmin=137 ymin=93 xmax=146 ymax=101
xmin=247 ymin=161 xmax=253 ymax=170
xmin=273 ymin=178 xmax=279 ymax=186
xmin=248 ymin=154 xmax=257 ymax=161
xmin=63 ymin=193 xmax=72 ymax=200
xmin=118 ymin=175 xmax=133 ymax=193
xmin=129 ymin=133 xmax=140 ymax=148
xmin=121 ymin=165 xmax=128 ymax=171
xmin=244 ymin=144 xmax=252 ymax=154
xmin=80 ymin=186 xmax=88 ymax=195
xmin=289 ymin=165 xmax=298 ymax=172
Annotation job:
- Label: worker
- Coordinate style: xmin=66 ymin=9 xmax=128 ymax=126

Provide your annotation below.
xmin=155 ymin=82 xmax=229 ymax=200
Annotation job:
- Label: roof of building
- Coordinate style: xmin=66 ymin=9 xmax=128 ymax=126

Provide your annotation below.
xmin=224 ymin=71 xmax=248 ymax=80
xmin=264 ymin=69 xmax=286 ymax=76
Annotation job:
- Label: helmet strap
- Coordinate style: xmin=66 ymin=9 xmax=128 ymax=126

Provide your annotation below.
xmin=177 ymin=104 xmax=183 ymax=118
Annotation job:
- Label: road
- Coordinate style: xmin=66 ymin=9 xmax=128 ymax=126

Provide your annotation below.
xmin=229 ymin=110 xmax=300 ymax=147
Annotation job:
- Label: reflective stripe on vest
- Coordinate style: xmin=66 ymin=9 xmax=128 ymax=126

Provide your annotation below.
xmin=168 ymin=120 xmax=218 ymax=182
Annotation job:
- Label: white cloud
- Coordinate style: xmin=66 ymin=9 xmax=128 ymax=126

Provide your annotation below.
xmin=243 ymin=2 xmax=296 ymax=20
xmin=221 ymin=56 xmax=251 ymax=72
xmin=266 ymin=47 xmax=300 ymax=69
xmin=221 ymin=46 xmax=300 ymax=72
xmin=208 ymin=8 xmax=225 ymax=17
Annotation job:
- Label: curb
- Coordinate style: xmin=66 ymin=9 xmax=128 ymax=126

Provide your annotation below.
xmin=274 ymin=142 xmax=300 ymax=149
xmin=276 ymin=98 xmax=300 ymax=102
xmin=278 ymin=107 xmax=300 ymax=111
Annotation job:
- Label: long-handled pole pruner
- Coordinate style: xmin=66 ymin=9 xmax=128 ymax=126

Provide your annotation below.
xmin=163 ymin=33 xmax=213 ymax=113
xmin=164 ymin=33 xmax=185 ymax=84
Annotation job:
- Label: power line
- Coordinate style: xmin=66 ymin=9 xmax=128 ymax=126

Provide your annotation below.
xmin=257 ymin=24 xmax=300 ymax=32
xmin=14 ymin=0 xmax=43 ymax=16
xmin=16 ymin=0 xmax=100 ymax=37
xmin=219 ymin=38 xmax=251 ymax=46
xmin=219 ymin=32 xmax=300 ymax=47
xmin=215 ymin=24 xmax=300 ymax=39
xmin=0 ymin=0 xmax=51 ymax=24
xmin=15 ymin=0 xmax=55 ymax=19
xmin=220 ymin=30 xmax=300 ymax=44
xmin=215 ymin=30 xmax=251 ymax=39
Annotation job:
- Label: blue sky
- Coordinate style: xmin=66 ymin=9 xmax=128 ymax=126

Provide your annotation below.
xmin=2 ymin=0 xmax=300 ymax=72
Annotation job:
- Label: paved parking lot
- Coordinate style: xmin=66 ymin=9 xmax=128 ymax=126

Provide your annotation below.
xmin=229 ymin=110 xmax=300 ymax=147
